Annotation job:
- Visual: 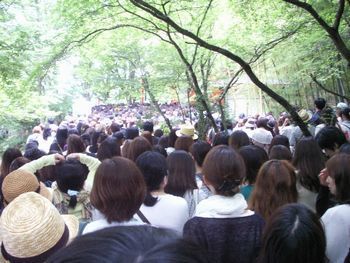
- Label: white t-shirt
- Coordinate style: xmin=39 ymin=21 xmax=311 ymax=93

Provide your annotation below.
xmin=321 ymin=204 xmax=350 ymax=263
xmin=83 ymin=211 xmax=144 ymax=234
xmin=137 ymin=194 xmax=189 ymax=234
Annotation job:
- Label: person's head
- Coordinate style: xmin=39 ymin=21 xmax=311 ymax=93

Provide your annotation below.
xmin=9 ymin=156 xmax=30 ymax=172
xmin=325 ymin=153 xmax=350 ymax=202
xmin=1 ymin=192 xmax=78 ymax=262
xmin=269 ymin=145 xmax=292 ymax=161
xmin=125 ymin=136 xmax=152 ymax=161
xmin=293 ymin=137 xmax=325 ymax=192
xmin=189 ymin=141 xmax=212 ymax=168
xmin=154 ymin=129 xmax=164 ymax=138
xmin=249 ymin=160 xmax=298 ymax=220
xmin=97 ymin=137 xmax=121 ymax=161
xmin=239 ymin=145 xmax=268 ymax=185
xmin=142 ymin=131 xmax=153 ymax=145
xmin=212 ymin=132 xmax=229 ymax=147
xmin=56 ymin=160 xmax=88 ymax=193
xmin=256 ymin=117 xmax=269 ymax=129
xmin=42 ymin=126 xmax=51 ymax=140
xmin=268 ymin=135 xmax=290 ymax=154
xmin=165 ymin=150 xmax=197 ymax=197
xmin=336 ymin=102 xmax=348 ymax=117
xmin=341 ymin=107 xmax=350 ymax=121
xmin=136 ymin=151 xmax=168 ymax=207
xmin=229 ymin=130 xmax=250 ymax=150
xmin=125 ymin=127 xmax=139 ymax=140
xmin=202 ymin=145 xmax=245 ymax=196
xmin=56 ymin=127 xmax=68 ymax=149
xmin=158 ymin=135 xmax=169 ymax=149
xmin=250 ymin=128 xmax=273 ymax=152
xmin=143 ymin=121 xmax=154 ymax=133
xmin=67 ymin=134 xmax=85 ymax=155
xmin=168 ymin=129 xmax=179 ymax=148
xmin=315 ymin=126 xmax=347 ymax=158
xmin=258 ymin=203 xmax=326 ymax=263
xmin=174 ymin=136 xmax=194 ymax=152
xmin=47 ymin=225 xmax=209 ymax=263
xmin=89 ymin=130 xmax=101 ymax=153
xmin=0 ymin=148 xmax=22 ymax=178
xmin=55 ymin=159 xmax=89 ymax=208
xmin=90 ymin=157 xmax=146 ymax=223
xmin=24 ymin=142 xmax=46 ymax=161
xmin=314 ymin=97 xmax=326 ymax=111
xmin=110 ymin=122 xmax=121 ymax=133
xmin=2 ymin=168 xmax=52 ymax=206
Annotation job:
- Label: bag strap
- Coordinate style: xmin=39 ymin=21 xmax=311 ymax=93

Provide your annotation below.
xmin=136 ymin=210 xmax=151 ymax=224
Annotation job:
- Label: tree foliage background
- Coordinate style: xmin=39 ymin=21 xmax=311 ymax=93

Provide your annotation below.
xmin=0 ymin=0 xmax=349 ymax=151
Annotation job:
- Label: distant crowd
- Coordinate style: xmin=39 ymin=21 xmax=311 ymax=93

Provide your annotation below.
xmin=0 ymin=97 xmax=349 ymax=262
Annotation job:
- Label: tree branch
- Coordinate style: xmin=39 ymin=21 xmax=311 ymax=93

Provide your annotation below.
xmin=283 ymin=0 xmax=350 ymax=65
xmin=310 ymin=74 xmax=350 ymax=101
xmin=130 ymin=0 xmax=311 ymax=136
xmin=165 ymin=23 xmax=218 ymax=132
xmin=333 ymin=0 xmax=345 ymax=30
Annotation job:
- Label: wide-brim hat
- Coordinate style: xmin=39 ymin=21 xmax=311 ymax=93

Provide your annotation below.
xmin=175 ymin=125 xmax=198 ymax=140
xmin=0 ymin=192 xmax=78 ymax=262
xmin=2 ymin=169 xmax=52 ymax=205
xmin=298 ymin=109 xmax=312 ymax=122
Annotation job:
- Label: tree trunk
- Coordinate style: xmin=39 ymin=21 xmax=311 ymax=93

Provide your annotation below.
xmin=141 ymin=77 xmax=172 ymax=130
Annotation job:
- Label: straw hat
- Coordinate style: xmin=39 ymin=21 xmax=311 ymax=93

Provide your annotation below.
xmin=175 ymin=125 xmax=198 ymax=140
xmin=298 ymin=109 xmax=311 ymax=122
xmin=2 ymin=169 xmax=52 ymax=205
xmin=0 ymin=192 xmax=78 ymax=262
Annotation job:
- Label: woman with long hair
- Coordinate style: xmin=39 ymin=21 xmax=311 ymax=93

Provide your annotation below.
xmin=184 ymin=145 xmax=264 ymax=263
xmin=165 ymin=150 xmax=198 ymax=216
xmin=239 ymin=145 xmax=268 ymax=201
xmin=292 ymin=137 xmax=325 ymax=211
xmin=67 ymin=134 xmax=86 ymax=155
xmin=135 ymin=151 xmax=189 ymax=234
xmin=321 ymin=153 xmax=350 ymax=263
xmin=249 ymin=160 xmax=298 ymax=220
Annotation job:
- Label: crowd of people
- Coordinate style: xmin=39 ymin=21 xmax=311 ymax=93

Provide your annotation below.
xmin=0 ymin=97 xmax=349 ymax=262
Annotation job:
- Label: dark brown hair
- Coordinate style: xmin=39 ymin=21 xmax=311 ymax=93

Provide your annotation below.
xmin=229 ymin=130 xmax=250 ymax=150
xmin=174 ymin=136 xmax=194 ymax=152
xmin=141 ymin=131 xmax=153 ymax=145
xmin=269 ymin=145 xmax=292 ymax=161
xmin=189 ymin=141 xmax=211 ymax=167
xmin=239 ymin=145 xmax=268 ymax=185
xmin=126 ymin=137 xmax=152 ymax=161
xmin=293 ymin=137 xmax=324 ymax=192
xmin=67 ymin=134 xmax=86 ymax=155
xmin=97 ymin=137 xmax=121 ymax=161
xmin=90 ymin=157 xmax=146 ymax=223
xmin=268 ymin=135 xmax=290 ymax=154
xmin=165 ymin=150 xmax=197 ymax=197
xmin=326 ymin=153 xmax=350 ymax=203
xmin=202 ymin=145 xmax=245 ymax=196
xmin=249 ymin=160 xmax=298 ymax=220
xmin=1 ymin=148 xmax=22 ymax=178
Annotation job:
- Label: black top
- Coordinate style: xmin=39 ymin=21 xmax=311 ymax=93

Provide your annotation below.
xmin=184 ymin=214 xmax=265 ymax=263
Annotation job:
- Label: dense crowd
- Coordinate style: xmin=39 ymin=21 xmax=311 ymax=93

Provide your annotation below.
xmin=0 ymin=98 xmax=349 ymax=262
